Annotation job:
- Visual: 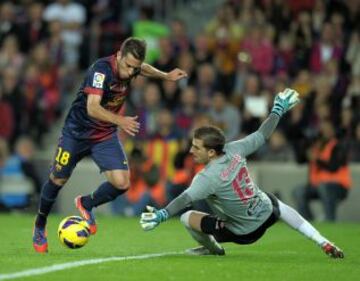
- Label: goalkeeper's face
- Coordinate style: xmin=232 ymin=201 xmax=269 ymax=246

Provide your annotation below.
xmin=117 ymin=52 xmax=142 ymax=79
xmin=190 ymin=138 xmax=211 ymax=164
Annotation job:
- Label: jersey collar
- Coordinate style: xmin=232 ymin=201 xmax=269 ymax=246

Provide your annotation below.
xmin=212 ymin=153 xmax=227 ymax=164
xmin=110 ymin=53 xmax=119 ymax=78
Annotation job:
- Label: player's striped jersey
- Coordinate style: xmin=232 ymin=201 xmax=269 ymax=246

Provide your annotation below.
xmin=62 ymin=55 xmax=131 ymax=142
xmin=184 ymin=131 xmax=273 ymax=235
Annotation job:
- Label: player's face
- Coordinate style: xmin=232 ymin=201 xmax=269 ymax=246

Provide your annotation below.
xmin=190 ymin=138 xmax=210 ymax=164
xmin=118 ymin=52 xmax=142 ymax=79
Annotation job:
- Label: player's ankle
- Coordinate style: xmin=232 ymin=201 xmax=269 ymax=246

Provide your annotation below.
xmin=80 ymin=195 xmax=93 ymax=211
xmin=35 ymin=215 xmax=47 ymax=229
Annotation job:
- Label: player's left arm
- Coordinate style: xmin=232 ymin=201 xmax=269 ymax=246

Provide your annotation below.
xmin=259 ymin=88 xmax=300 ymax=139
xmin=227 ymin=88 xmax=300 ymax=157
xmin=140 ymin=63 xmax=187 ymax=81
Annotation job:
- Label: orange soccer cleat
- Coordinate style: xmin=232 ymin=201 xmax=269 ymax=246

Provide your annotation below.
xmin=75 ymin=196 xmax=97 ymax=235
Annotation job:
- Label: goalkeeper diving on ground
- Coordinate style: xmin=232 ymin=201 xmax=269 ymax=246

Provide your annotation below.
xmin=140 ymin=88 xmax=344 ymax=259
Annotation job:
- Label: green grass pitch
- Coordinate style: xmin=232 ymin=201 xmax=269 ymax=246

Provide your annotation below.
xmin=0 ymin=213 xmax=359 ymax=281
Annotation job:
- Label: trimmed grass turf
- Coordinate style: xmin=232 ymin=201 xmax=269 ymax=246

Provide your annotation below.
xmin=0 ymin=213 xmax=359 ymax=281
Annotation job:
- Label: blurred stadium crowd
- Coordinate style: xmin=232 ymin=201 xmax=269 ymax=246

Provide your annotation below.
xmin=0 ymin=0 xmax=359 ymax=215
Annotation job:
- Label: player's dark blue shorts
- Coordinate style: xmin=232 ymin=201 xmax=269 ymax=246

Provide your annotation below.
xmin=50 ymin=132 xmax=128 ymax=178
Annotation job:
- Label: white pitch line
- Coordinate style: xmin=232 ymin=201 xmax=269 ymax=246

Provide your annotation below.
xmin=0 ymin=251 xmax=183 ymax=280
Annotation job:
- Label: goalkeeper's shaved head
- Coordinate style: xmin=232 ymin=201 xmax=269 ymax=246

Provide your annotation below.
xmin=193 ymin=126 xmax=225 ymax=155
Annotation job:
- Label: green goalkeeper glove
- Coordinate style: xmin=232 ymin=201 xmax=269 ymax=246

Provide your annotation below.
xmin=140 ymin=206 xmax=169 ymax=231
xmin=271 ymin=88 xmax=300 ymax=117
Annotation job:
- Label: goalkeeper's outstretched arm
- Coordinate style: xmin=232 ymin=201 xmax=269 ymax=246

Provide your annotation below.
xmin=140 ymin=192 xmax=193 ymax=231
xmin=259 ymin=88 xmax=300 ymax=140
xmin=257 ymin=113 xmax=281 ymax=140
xmin=228 ymin=88 xmax=300 ymax=157
xmin=164 ymin=192 xmax=192 ymax=217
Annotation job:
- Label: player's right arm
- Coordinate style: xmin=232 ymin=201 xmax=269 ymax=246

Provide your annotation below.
xmin=140 ymin=63 xmax=187 ymax=81
xmin=87 ymin=94 xmax=139 ymax=136
xmin=164 ymin=174 xmax=215 ymax=215
xmin=227 ymin=88 xmax=300 ymax=157
xmin=83 ymin=61 xmax=140 ymax=136
xmin=140 ymin=174 xmax=215 ymax=231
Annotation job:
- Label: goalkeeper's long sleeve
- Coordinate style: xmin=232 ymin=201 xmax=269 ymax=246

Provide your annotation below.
xmin=257 ymin=113 xmax=280 ymax=140
xmin=164 ymin=192 xmax=192 ymax=217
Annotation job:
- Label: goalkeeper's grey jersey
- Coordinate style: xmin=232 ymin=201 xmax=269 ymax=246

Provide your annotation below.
xmin=184 ymin=132 xmax=273 ymax=235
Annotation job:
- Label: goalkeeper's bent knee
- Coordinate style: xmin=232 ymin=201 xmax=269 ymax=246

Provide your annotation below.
xmin=180 ymin=211 xmax=192 ymax=227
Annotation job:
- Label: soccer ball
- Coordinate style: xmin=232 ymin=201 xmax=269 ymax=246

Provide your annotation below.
xmin=58 ymin=216 xmax=90 ymax=249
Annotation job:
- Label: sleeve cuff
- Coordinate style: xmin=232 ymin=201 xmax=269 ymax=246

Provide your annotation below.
xmin=84 ymin=87 xmax=103 ymax=96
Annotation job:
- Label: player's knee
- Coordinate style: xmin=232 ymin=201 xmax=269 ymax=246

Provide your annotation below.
xmin=110 ymin=177 xmax=130 ymax=190
xmin=49 ymin=173 xmax=68 ymax=186
xmin=180 ymin=210 xmax=193 ymax=227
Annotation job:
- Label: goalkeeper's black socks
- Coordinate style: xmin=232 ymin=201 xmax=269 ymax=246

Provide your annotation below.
xmin=35 ymin=180 xmax=62 ymax=229
xmin=81 ymin=181 xmax=127 ymax=210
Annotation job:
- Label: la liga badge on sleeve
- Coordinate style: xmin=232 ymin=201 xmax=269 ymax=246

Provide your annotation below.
xmin=93 ymin=72 xmax=105 ymax=88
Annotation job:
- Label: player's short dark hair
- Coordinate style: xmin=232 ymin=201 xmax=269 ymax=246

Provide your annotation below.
xmin=120 ymin=37 xmax=147 ymax=61
xmin=193 ymin=126 xmax=225 ymax=154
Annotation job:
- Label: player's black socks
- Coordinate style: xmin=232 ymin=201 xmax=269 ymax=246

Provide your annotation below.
xmin=35 ymin=180 xmax=63 ymax=229
xmin=81 ymin=181 xmax=127 ymax=210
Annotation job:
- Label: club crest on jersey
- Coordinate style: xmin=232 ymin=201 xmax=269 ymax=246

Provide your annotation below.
xmin=55 ymin=163 xmax=62 ymax=171
xmin=93 ymin=72 xmax=105 ymax=88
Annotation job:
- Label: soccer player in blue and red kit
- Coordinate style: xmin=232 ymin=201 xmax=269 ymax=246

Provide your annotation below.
xmin=33 ymin=37 xmax=187 ymax=253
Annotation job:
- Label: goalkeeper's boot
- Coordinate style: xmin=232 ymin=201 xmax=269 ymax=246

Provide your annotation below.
xmin=321 ymin=242 xmax=344 ymax=259
xmin=185 ymin=246 xmax=225 ymax=256
xmin=33 ymin=227 xmax=48 ymax=253
xmin=75 ymin=196 xmax=97 ymax=235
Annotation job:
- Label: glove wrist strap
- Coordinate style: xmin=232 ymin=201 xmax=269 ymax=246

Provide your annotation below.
xmin=158 ymin=209 xmax=169 ymax=222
